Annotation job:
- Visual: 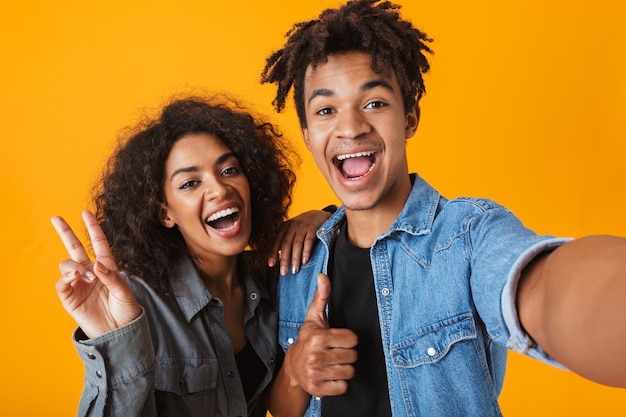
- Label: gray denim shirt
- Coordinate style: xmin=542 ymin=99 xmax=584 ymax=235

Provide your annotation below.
xmin=277 ymin=174 xmax=570 ymax=417
xmin=72 ymin=254 xmax=279 ymax=417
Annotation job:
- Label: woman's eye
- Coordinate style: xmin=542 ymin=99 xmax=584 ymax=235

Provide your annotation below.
xmin=222 ymin=166 xmax=242 ymax=176
xmin=180 ymin=180 xmax=199 ymax=190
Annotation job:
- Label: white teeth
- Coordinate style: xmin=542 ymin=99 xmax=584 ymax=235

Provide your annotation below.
xmin=206 ymin=207 xmax=239 ymax=223
xmin=336 ymin=151 xmax=374 ymax=161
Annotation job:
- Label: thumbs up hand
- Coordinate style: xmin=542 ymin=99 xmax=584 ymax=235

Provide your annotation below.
xmin=282 ymin=273 xmax=358 ymax=397
xmin=303 ymin=272 xmax=331 ymax=329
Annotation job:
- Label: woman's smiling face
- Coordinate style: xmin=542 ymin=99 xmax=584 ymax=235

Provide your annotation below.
xmin=160 ymin=132 xmax=252 ymax=261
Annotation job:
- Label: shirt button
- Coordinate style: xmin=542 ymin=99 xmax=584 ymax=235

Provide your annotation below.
xmin=227 ymin=371 xmax=234 ymax=378
xmin=249 ymin=292 xmax=257 ymax=300
xmin=87 ymin=353 xmax=96 ymax=360
xmin=95 ymin=371 xmax=103 ymax=379
xmin=179 ymin=379 xmax=186 ymax=388
xmin=269 ymin=358 xmax=275 ymax=365
xmin=287 ymin=337 xmax=294 ymax=345
xmin=427 ymin=347 xmax=437 ymax=357
xmin=381 ymin=288 xmax=390 ymax=296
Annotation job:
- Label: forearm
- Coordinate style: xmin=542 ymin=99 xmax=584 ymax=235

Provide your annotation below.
xmin=264 ymin=361 xmax=311 ymax=417
xmin=518 ymin=235 xmax=626 ymax=387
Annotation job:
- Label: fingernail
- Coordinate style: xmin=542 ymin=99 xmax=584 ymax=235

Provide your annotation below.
xmin=292 ymin=265 xmax=298 ymax=274
xmin=268 ymin=258 xmax=275 ymax=267
xmin=302 ymin=257 xmax=309 ymax=264
xmin=84 ymin=271 xmax=96 ymax=281
xmin=95 ymin=261 xmax=108 ymax=274
xmin=280 ymin=266 xmax=287 ymax=276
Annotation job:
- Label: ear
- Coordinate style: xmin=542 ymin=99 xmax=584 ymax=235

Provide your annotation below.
xmin=405 ymin=105 xmax=420 ymax=139
xmin=301 ymin=125 xmax=312 ymax=151
xmin=159 ymin=204 xmax=176 ymax=228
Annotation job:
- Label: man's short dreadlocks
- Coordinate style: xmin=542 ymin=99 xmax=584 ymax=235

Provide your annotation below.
xmin=261 ymin=0 xmax=433 ymax=127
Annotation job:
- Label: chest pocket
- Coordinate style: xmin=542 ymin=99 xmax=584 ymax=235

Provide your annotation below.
xmin=155 ymin=357 xmax=219 ymax=394
xmin=391 ymin=312 xmax=477 ymax=367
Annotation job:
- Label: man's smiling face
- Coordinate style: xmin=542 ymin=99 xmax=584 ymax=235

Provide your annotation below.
xmin=301 ymin=51 xmax=419 ymax=217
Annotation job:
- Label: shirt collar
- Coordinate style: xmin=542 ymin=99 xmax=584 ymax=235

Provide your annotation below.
xmin=319 ymin=173 xmax=442 ymax=241
xmin=389 ymin=173 xmax=441 ymax=236
xmin=169 ymin=255 xmax=268 ymax=323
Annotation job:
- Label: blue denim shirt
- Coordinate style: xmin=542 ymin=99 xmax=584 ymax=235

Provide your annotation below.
xmin=277 ymin=174 xmax=569 ymax=417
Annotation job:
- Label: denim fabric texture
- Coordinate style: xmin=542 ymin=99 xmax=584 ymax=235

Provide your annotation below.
xmin=277 ymin=174 xmax=569 ymax=417
xmin=73 ymin=255 xmax=279 ymax=417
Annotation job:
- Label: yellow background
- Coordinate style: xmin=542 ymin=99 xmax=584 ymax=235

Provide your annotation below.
xmin=1 ymin=0 xmax=625 ymax=415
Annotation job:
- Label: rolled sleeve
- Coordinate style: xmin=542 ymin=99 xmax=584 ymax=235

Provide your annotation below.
xmin=501 ymin=237 xmax=571 ymax=367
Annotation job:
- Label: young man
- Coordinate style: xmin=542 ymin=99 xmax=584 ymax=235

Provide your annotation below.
xmin=261 ymin=1 xmax=626 ymax=416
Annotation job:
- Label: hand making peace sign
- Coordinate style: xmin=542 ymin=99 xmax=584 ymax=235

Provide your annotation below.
xmin=51 ymin=210 xmax=142 ymax=339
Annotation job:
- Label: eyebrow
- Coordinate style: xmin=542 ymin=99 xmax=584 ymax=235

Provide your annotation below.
xmin=169 ymin=151 xmax=237 ymax=181
xmin=307 ymin=78 xmax=395 ymax=105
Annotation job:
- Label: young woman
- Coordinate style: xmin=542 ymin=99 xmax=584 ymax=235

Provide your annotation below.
xmin=52 ymin=95 xmax=330 ymax=417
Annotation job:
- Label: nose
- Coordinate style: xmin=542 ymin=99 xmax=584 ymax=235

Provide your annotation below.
xmin=334 ymin=107 xmax=370 ymax=140
xmin=204 ymin=178 xmax=230 ymax=201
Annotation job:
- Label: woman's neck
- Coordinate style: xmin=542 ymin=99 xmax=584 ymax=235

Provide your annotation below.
xmin=194 ymin=254 xmax=240 ymax=299
xmin=195 ymin=254 xmax=247 ymax=352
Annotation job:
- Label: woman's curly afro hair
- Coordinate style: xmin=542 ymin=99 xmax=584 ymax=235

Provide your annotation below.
xmin=261 ymin=0 xmax=433 ymax=127
xmin=93 ymin=95 xmax=297 ymax=294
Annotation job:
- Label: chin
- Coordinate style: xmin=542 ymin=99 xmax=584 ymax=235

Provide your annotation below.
xmin=340 ymin=195 xmax=381 ymax=212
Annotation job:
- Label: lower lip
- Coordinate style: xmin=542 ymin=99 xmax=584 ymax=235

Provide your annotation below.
xmin=335 ymin=162 xmax=376 ymax=186
xmin=208 ymin=219 xmax=242 ymax=239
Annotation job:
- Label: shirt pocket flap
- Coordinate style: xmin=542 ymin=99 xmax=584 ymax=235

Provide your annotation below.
xmin=391 ymin=312 xmax=477 ymax=367
xmin=155 ymin=358 xmax=219 ymax=394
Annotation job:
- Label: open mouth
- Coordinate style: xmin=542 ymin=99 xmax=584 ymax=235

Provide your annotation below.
xmin=205 ymin=207 xmax=240 ymax=230
xmin=334 ymin=151 xmax=377 ymax=180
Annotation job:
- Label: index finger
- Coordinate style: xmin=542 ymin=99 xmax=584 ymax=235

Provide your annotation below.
xmin=81 ymin=210 xmax=116 ymax=270
xmin=50 ymin=215 xmax=91 ymax=265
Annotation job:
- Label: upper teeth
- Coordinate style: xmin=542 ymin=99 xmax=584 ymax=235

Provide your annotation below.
xmin=336 ymin=151 xmax=374 ymax=161
xmin=206 ymin=207 xmax=239 ymax=223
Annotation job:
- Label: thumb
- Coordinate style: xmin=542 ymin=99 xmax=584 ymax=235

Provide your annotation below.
xmin=304 ymin=273 xmax=331 ymax=328
xmin=92 ymin=260 xmax=119 ymax=288
xmin=93 ymin=260 xmax=142 ymax=324
xmin=93 ymin=260 xmax=135 ymax=304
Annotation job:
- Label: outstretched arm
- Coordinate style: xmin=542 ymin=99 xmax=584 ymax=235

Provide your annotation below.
xmin=518 ymin=235 xmax=626 ymax=387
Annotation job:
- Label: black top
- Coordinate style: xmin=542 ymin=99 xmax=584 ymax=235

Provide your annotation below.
xmin=321 ymin=222 xmax=392 ymax=416
xmin=235 ymin=340 xmax=266 ymax=402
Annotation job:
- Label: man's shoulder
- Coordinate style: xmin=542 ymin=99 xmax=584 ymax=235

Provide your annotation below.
xmin=445 ymin=196 xmax=507 ymax=213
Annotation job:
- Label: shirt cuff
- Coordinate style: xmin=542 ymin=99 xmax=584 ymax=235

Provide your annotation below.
xmin=501 ymin=237 xmax=572 ymax=368
xmin=73 ymin=308 xmax=156 ymax=389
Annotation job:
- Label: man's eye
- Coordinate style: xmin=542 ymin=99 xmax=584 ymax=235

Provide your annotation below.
xmin=365 ymin=101 xmax=386 ymax=109
xmin=316 ymin=107 xmax=334 ymax=116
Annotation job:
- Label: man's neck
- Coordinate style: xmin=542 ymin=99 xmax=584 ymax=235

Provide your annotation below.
xmin=343 ymin=176 xmax=412 ymax=248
